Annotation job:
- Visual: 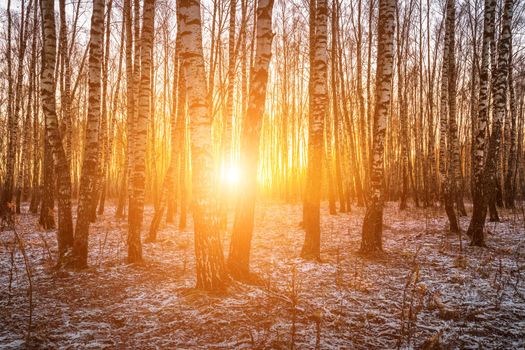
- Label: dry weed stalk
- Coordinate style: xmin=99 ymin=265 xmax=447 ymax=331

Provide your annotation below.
xmin=36 ymin=230 xmax=52 ymax=261
xmin=397 ymin=246 xmax=424 ymax=349
xmin=335 ymin=244 xmax=342 ymax=286
xmin=311 ymin=309 xmax=322 ymax=350
xmin=492 ymin=257 xmax=510 ymax=309
xmin=1 ymin=210 xmax=33 ymax=344
xmin=289 ymin=264 xmax=301 ymax=350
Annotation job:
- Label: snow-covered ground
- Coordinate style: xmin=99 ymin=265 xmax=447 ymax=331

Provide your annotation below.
xmin=1 ymin=202 xmax=524 ymax=349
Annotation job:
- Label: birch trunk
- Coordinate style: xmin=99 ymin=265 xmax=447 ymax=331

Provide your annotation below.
xmin=446 ymin=0 xmax=467 ymax=217
xmin=41 ymin=0 xmax=74 ymax=261
xmin=302 ymin=0 xmax=328 ymax=261
xmin=128 ymin=0 xmax=156 ymax=263
xmin=59 ymin=0 xmax=72 ymax=165
xmin=228 ymin=0 xmax=275 ymax=280
xmin=504 ymin=40 xmax=516 ymax=209
xmin=0 ymin=0 xmax=15 ymax=217
xmin=14 ymin=0 xmax=32 ymax=214
xmin=179 ymin=0 xmax=228 ymax=290
xmin=438 ymin=0 xmax=460 ymax=233
xmin=360 ymin=0 xmax=395 ymax=253
xmin=331 ymin=0 xmax=346 ymax=213
xmin=71 ymin=0 xmax=105 ymax=268
xmin=468 ymin=0 xmax=512 ymax=245
xmin=39 ymin=139 xmax=55 ymax=230
xmin=224 ymin=0 xmax=237 ymax=165
xmin=116 ymin=0 xmax=135 ymax=218
xmin=484 ymin=0 xmax=513 ymax=223
xmin=466 ymin=0 xmax=495 ymax=243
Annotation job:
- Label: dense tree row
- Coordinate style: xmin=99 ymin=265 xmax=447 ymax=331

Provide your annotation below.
xmin=0 ymin=0 xmax=524 ymax=290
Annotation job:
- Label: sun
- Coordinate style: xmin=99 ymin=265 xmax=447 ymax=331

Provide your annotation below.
xmin=223 ymin=165 xmax=241 ymax=185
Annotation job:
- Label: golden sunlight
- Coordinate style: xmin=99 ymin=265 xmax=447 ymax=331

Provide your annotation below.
xmin=219 ymin=163 xmax=243 ymax=187
xmin=223 ymin=165 xmax=241 ymax=185
xmin=2 ymin=0 xmax=524 ymax=348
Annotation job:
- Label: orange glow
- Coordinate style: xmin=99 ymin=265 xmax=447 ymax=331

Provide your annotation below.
xmin=222 ymin=164 xmax=242 ymax=186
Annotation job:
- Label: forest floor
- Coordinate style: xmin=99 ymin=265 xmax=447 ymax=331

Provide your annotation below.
xmin=1 ymin=201 xmax=525 ymax=349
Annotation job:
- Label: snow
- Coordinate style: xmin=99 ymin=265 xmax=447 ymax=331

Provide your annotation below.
xmin=1 ymin=202 xmax=524 ymax=349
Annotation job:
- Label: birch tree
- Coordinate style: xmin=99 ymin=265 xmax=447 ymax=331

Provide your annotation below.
xmin=438 ymin=0 xmax=460 ymax=234
xmin=504 ymin=40 xmax=517 ymax=209
xmin=302 ymin=0 xmax=328 ymax=261
xmin=470 ymin=0 xmax=513 ymax=245
xmin=179 ymin=0 xmax=228 ymax=290
xmin=446 ymin=0 xmax=467 ymax=217
xmin=128 ymin=0 xmax=156 ymax=263
xmin=467 ymin=0 xmax=496 ymax=244
xmin=224 ymin=0 xmax=237 ymax=164
xmin=0 ymin=0 xmax=15 ymax=217
xmin=116 ymin=0 xmax=135 ymax=218
xmin=228 ymin=0 xmax=275 ymax=280
xmin=71 ymin=0 xmax=105 ymax=268
xmin=41 ymin=0 xmax=75 ymax=261
xmin=360 ymin=0 xmax=396 ymax=253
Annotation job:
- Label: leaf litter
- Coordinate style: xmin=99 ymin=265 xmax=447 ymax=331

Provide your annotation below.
xmin=1 ymin=202 xmax=524 ymax=349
